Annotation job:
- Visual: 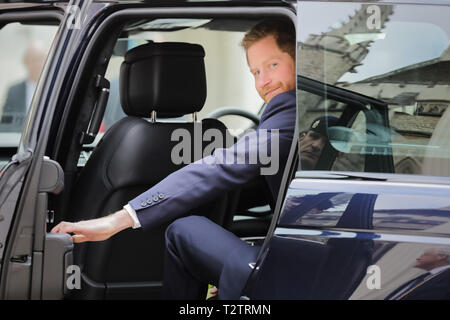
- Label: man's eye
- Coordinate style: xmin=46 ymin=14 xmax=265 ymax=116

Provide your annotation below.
xmin=271 ymin=63 xmax=278 ymax=68
xmin=254 ymin=71 xmax=260 ymax=76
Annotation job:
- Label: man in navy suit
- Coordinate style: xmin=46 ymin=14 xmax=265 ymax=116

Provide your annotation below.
xmin=386 ymin=247 xmax=450 ymax=300
xmin=51 ymin=19 xmax=295 ymax=241
xmin=52 ymin=19 xmax=304 ymax=298
xmin=161 ymin=115 xmax=339 ymax=299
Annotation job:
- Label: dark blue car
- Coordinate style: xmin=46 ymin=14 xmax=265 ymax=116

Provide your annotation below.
xmin=0 ymin=0 xmax=449 ymax=300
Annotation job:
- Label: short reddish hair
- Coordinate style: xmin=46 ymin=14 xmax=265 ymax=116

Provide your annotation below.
xmin=241 ymin=19 xmax=295 ymax=60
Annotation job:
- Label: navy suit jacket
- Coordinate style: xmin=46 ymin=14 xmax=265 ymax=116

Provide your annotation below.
xmin=0 ymin=81 xmax=28 ymax=132
xmin=129 ymin=90 xmax=296 ymax=230
xmin=2 ymin=81 xmax=27 ymax=114
xmin=385 ymin=268 xmax=450 ymax=300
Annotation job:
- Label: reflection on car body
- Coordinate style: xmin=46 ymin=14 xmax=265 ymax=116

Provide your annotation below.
xmin=0 ymin=0 xmax=449 ymax=300
xmin=247 ymin=176 xmax=450 ymax=299
xmin=241 ymin=0 xmax=450 ymax=301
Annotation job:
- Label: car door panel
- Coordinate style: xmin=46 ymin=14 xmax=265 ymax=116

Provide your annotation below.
xmin=243 ymin=0 xmax=450 ymax=300
xmin=0 ymin=151 xmax=33 ymax=299
xmin=0 ymin=4 xmax=70 ymax=299
xmin=245 ymin=177 xmax=450 ymax=299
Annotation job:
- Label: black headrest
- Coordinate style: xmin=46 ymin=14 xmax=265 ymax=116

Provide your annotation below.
xmin=119 ymin=41 xmax=207 ymax=117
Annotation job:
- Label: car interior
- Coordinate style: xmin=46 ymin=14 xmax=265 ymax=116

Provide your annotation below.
xmin=45 ymin=14 xmax=296 ymax=299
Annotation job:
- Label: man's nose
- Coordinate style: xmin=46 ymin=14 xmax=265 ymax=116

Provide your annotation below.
xmin=257 ymin=70 xmax=271 ymax=89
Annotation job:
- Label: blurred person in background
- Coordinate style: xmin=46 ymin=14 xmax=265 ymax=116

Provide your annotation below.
xmin=1 ymin=40 xmax=47 ymax=131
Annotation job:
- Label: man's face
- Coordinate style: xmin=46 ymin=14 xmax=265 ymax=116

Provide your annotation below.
xmin=299 ymin=130 xmax=328 ymax=170
xmin=247 ymin=35 xmax=296 ymax=104
xmin=414 ymin=248 xmax=449 ymax=270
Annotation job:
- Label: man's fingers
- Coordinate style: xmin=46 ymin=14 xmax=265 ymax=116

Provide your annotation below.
xmin=50 ymin=218 xmax=115 ymax=243
xmin=51 ymin=221 xmax=78 ymax=234
xmin=71 ymin=234 xmax=88 ymax=243
xmin=50 ymin=222 xmax=65 ymax=233
xmin=51 ymin=222 xmax=89 ymax=243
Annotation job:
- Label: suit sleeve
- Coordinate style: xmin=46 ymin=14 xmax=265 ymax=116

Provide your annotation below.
xmin=128 ymin=91 xmax=296 ymax=230
xmin=129 ymin=129 xmax=271 ymax=229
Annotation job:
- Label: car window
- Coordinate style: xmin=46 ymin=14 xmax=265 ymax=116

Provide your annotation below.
xmin=331 ymin=111 xmax=366 ymax=172
xmin=101 ymin=21 xmax=263 ymax=135
xmin=0 ymin=22 xmax=57 ymax=168
xmin=296 ymin=2 xmax=450 ymax=177
xmin=78 ymin=19 xmax=265 ymax=166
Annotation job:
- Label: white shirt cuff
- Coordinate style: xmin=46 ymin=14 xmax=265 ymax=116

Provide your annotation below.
xmin=124 ymin=204 xmax=141 ymax=229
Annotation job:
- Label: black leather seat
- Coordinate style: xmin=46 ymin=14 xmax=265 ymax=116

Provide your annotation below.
xmin=68 ymin=42 xmax=234 ymax=299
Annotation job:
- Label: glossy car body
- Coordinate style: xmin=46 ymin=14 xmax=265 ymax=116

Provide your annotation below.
xmin=0 ymin=0 xmax=449 ymax=300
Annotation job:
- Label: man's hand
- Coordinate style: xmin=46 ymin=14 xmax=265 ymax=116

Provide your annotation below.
xmin=51 ymin=209 xmax=134 ymax=243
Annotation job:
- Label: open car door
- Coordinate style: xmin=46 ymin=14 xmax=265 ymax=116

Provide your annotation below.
xmin=0 ymin=0 xmax=74 ymax=299
xmin=242 ymin=0 xmax=450 ymax=300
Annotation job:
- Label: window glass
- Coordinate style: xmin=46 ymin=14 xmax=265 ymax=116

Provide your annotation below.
xmin=297 ymin=3 xmax=450 ymax=176
xmin=331 ymin=111 xmax=366 ymax=172
xmin=79 ymin=19 xmax=265 ymax=166
xmin=101 ymin=20 xmax=262 ymax=135
xmin=297 ymin=93 xmax=366 ymax=171
xmin=0 ymin=23 xmax=57 ymax=168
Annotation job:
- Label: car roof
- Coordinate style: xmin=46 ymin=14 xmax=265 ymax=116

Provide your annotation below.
xmin=1 ymin=0 xmax=448 ymax=6
xmin=1 ymin=0 xmax=449 ymax=9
